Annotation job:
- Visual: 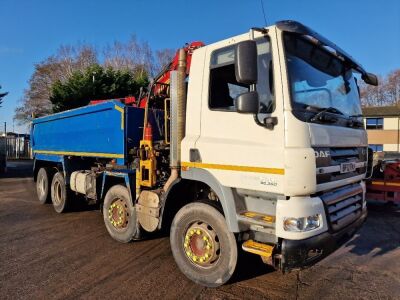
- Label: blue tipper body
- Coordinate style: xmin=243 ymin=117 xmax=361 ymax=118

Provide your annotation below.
xmin=31 ymin=101 xmax=144 ymax=166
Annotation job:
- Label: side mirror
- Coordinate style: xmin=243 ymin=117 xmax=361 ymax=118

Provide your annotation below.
xmin=235 ymin=40 xmax=258 ymax=84
xmin=362 ymin=72 xmax=378 ymax=86
xmin=235 ymin=91 xmax=259 ymax=114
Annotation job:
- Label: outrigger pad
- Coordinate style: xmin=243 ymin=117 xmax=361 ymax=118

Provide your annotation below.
xmin=136 ymin=190 xmax=162 ymax=232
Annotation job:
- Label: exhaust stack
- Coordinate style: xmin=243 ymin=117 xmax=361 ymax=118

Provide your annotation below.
xmin=164 ymin=48 xmax=187 ymax=191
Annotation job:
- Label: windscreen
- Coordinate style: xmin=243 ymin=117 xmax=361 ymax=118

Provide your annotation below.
xmin=284 ymin=33 xmax=363 ymax=126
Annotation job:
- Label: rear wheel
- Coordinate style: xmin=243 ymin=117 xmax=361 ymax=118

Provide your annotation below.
xmin=51 ymin=171 xmax=70 ymax=213
xmin=170 ymin=202 xmax=237 ymax=287
xmin=103 ymin=185 xmax=137 ymax=243
xmin=36 ymin=168 xmax=51 ymax=204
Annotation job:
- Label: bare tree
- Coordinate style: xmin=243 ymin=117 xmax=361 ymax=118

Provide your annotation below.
xmin=15 ymin=44 xmax=97 ymax=123
xmin=154 ymin=48 xmax=175 ymax=75
xmin=103 ymin=35 xmax=175 ymax=80
xmin=103 ymin=35 xmax=154 ymax=80
xmin=57 ymin=44 xmax=98 ymax=79
xmin=361 ymin=69 xmax=400 ymax=107
xmin=386 ymin=69 xmax=400 ymax=104
xmin=15 ymin=35 xmax=178 ymax=123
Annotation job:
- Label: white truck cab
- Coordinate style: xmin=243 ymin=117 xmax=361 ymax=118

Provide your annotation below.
xmin=177 ymin=20 xmax=376 ymax=278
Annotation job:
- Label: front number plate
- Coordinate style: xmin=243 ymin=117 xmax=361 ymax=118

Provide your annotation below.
xmin=340 ymin=162 xmax=356 ymax=173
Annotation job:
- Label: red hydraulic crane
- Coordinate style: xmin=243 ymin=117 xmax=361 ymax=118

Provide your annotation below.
xmin=137 ymin=41 xmax=205 ymax=108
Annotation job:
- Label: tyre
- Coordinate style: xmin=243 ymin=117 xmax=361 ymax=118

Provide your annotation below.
xmin=170 ymin=202 xmax=237 ymax=287
xmin=36 ymin=167 xmax=51 ymax=204
xmin=51 ymin=171 xmax=70 ymax=213
xmin=103 ymin=185 xmax=137 ymax=243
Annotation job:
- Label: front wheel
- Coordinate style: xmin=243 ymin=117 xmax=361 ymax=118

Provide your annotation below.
xmin=170 ymin=202 xmax=237 ymax=287
xmin=103 ymin=185 xmax=137 ymax=243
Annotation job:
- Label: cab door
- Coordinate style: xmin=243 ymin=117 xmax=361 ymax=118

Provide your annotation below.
xmin=193 ymin=30 xmax=286 ymax=193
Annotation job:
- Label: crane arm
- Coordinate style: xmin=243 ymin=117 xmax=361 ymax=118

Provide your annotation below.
xmin=138 ymin=41 xmax=205 ymax=108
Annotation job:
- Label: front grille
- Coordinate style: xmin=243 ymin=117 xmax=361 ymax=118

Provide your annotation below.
xmin=315 ymin=147 xmax=367 ymax=184
xmin=320 ymin=183 xmax=364 ymax=232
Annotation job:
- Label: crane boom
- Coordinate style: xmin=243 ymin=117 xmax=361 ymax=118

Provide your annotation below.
xmin=138 ymin=41 xmax=204 ymax=108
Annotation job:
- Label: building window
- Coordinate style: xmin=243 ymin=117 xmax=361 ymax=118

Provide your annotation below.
xmin=366 ymin=118 xmax=383 ymax=129
xmin=369 ymin=144 xmax=383 ymax=152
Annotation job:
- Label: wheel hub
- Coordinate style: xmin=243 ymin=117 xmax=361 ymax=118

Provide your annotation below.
xmin=53 ymin=181 xmax=62 ymax=205
xmin=108 ymin=199 xmax=128 ymax=229
xmin=184 ymin=222 xmax=220 ymax=267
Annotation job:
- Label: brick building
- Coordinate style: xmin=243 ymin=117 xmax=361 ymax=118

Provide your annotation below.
xmin=362 ymin=105 xmax=400 ymax=152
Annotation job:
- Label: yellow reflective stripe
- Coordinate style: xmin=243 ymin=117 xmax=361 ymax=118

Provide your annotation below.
xmin=181 ymin=161 xmax=284 ymax=175
xmin=34 ymin=150 xmax=124 ymax=159
xmin=371 ymin=181 xmax=400 ymax=187
xmin=114 ymin=105 xmax=124 ymax=113
xmin=114 ymin=105 xmax=124 ymax=130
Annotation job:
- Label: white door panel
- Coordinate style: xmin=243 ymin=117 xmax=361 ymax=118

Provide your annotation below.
xmin=195 ymin=30 xmax=286 ymax=194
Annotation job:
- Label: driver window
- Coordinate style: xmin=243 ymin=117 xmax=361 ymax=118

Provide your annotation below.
xmin=208 ymin=37 xmax=274 ymax=114
xmin=209 ymin=47 xmax=249 ymax=110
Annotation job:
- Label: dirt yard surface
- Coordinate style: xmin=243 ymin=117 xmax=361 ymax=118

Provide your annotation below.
xmin=1 ymin=161 xmax=399 ymax=299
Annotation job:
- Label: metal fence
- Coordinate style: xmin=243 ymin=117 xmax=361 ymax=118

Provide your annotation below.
xmin=1 ymin=134 xmax=31 ymax=159
xmin=0 ymin=137 xmax=5 ymax=172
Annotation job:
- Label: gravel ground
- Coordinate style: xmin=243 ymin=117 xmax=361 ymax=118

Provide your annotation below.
xmin=0 ymin=161 xmax=399 ymax=299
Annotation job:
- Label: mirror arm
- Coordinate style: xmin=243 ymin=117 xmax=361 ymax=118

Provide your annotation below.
xmin=253 ymin=114 xmax=264 ymax=126
xmin=253 ymin=115 xmax=278 ymax=130
xmin=264 ymin=116 xmax=278 ymax=129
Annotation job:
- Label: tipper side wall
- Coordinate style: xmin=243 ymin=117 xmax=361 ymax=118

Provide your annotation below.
xmin=32 ymin=101 xmax=145 ymax=165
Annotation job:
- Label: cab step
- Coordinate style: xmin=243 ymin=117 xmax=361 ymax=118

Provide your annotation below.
xmin=242 ymin=239 xmax=274 ymax=257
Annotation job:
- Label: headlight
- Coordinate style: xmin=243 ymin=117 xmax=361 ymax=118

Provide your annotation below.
xmin=283 ymin=214 xmax=321 ymax=232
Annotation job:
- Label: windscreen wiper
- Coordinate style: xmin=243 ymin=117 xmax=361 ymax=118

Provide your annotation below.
xmin=310 ymin=106 xmax=343 ymax=123
xmin=347 ymin=114 xmax=364 ymax=128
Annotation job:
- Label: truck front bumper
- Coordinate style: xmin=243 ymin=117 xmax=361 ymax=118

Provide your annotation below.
xmin=280 ymin=209 xmax=367 ymax=271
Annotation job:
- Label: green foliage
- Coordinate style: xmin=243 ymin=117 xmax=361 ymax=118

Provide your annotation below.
xmin=50 ymin=64 xmax=148 ymax=112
